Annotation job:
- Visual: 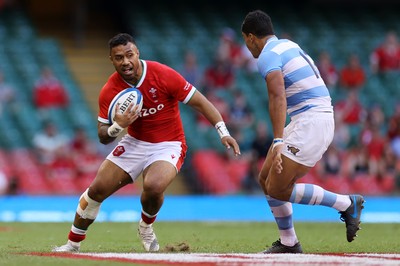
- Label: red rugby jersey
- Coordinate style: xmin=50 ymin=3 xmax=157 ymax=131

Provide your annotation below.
xmin=98 ymin=60 xmax=196 ymax=143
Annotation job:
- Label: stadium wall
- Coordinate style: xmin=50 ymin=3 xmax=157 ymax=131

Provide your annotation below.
xmin=0 ymin=195 xmax=399 ymax=223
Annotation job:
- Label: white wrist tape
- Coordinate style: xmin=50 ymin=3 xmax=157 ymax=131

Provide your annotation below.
xmin=272 ymin=138 xmax=284 ymax=150
xmin=107 ymin=122 xmax=124 ymax=138
xmin=215 ymin=121 xmax=230 ymax=138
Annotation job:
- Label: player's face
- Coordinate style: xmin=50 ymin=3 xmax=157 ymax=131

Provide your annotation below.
xmin=110 ymin=42 xmax=141 ymax=83
xmin=242 ymin=32 xmax=261 ymax=59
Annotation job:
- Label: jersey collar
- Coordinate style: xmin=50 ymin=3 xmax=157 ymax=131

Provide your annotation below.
xmin=262 ymin=35 xmax=278 ymax=53
xmin=123 ymin=60 xmax=146 ymax=88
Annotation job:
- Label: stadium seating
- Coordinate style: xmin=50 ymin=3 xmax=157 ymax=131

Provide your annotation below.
xmin=11 ymin=149 xmax=52 ymax=195
xmin=320 ymin=175 xmax=353 ymax=195
xmin=1 ymin=3 xmax=400 ymax=195
xmin=192 ymin=150 xmax=249 ymax=194
xmin=0 ymin=9 xmax=99 ymax=195
xmin=0 ymin=150 xmax=15 ymax=181
xmin=0 ymin=9 xmax=96 ymax=143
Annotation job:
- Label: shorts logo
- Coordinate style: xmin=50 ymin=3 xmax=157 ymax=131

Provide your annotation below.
xmin=113 ymin=145 xmax=125 ymax=157
xmin=171 ymin=154 xmax=175 ymax=159
xmin=287 ymin=145 xmax=300 ymax=156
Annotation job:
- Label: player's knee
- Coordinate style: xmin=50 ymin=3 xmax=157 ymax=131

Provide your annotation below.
xmin=143 ymin=179 xmax=168 ymax=196
xmin=86 ymin=185 xmax=109 ymax=202
xmin=257 ymin=172 xmax=267 ymax=187
xmin=143 ymin=185 xmax=165 ymax=196
xmin=76 ymin=188 xmax=101 ymax=220
xmin=266 ymin=184 xmax=291 ymax=201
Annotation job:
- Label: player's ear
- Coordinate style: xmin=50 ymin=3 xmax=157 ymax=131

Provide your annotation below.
xmin=249 ymin=33 xmax=255 ymax=42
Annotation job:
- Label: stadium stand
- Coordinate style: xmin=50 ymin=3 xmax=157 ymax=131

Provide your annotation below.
xmin=121 ymin=1 xmax=400 ymax=195
xmin=0 ymin=1 xmax=399 ymax=195
xmin=192 ymin=150 xmax=249 ymax=194
xmin=0 ymin=6 xmax=100 ymax=194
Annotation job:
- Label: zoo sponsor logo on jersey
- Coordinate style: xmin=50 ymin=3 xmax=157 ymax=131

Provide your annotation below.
xmin=139 ymin=103 xmax=164 ymax=117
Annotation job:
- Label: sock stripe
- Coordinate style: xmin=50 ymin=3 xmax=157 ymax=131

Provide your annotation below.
xmin=320 ymin=190 xmax=338 ymax=207
xmin=290 ymin=183 xmax=341 ymax=208
xmin=298 ymin=184 xmax=314 ymax=204
xmin=71 ymin=225 xmax=87 ymax=235
xmin=267 ymin=197 xmax=286 ymax=207
xmin=141 ymin=210 xmax=157 ymax=224
xmin=68 ymin=231 xmax=86 ymax=243
xmin=275 ymin=215 xmax=293 ymax=230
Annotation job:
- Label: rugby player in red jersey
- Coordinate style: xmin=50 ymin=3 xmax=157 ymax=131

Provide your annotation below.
xmin=53 ymin=33 xmax=240 ymax=253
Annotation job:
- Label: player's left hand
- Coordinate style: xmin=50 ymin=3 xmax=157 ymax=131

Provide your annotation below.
xmin=221 ymin=136 xmax=241 ymax=156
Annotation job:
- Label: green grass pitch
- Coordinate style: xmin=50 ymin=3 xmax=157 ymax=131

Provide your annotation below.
xmin=1 ymin=222 xmax=399 ymax=265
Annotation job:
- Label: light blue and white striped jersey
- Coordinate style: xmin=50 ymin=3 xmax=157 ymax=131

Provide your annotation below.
xmin=257 ymin=36 xmax=333 ymax=117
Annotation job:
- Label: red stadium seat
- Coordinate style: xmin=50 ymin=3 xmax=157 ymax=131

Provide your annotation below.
xmin=11 ymin=149 xmax=52 ymax=194
xmin=227 ymin=158 xmax=250 ymax=185
xmin=323 ymin=175 xmax=353 ymax=194
xmin=298 ymin=172 xmax=318 ymax=185
xmin=351 ymin=174 xmax=384 ymax=195
xmin=49 ymin=176 xmax=80 ymax=195
xmin=0 ymin=149 xmax=14 ymax=179
xmin=378 ymin=173 xmax=396 ymax=193
xmin=192 ymin=150 xmax=238 ymax=194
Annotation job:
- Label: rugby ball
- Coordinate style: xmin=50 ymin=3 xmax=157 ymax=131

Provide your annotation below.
xmin=108 ymin=87 xmax=143 ymax=124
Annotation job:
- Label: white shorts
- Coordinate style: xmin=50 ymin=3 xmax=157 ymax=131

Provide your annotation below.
xmin=106 ymin=134 xmax=186 ymax=181
xmin=282 ymin=111 xmax=334 ymax=167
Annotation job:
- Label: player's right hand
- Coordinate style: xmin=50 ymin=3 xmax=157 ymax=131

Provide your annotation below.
xmin=272 ymin=144 xmax=284 ymax=173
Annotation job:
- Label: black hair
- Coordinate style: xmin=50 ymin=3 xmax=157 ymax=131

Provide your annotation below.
xmin=108 ymin=33 xmax=136 ymax=51
xmin=241 ymin=10 xmax=274 ymax=37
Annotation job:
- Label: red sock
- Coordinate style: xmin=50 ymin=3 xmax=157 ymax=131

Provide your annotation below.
xmin=68 ymin=231 xmax=86 ymax=243
xmin=141 ymin=212 xmax=157 ymax=224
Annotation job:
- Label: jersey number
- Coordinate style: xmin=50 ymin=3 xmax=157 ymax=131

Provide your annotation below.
xmin=299 ymin=51 xmax=320 ymax=79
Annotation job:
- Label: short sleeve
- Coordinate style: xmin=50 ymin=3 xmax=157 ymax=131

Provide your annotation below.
xmin=257 ymin=51 xmax=282 ymax=79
